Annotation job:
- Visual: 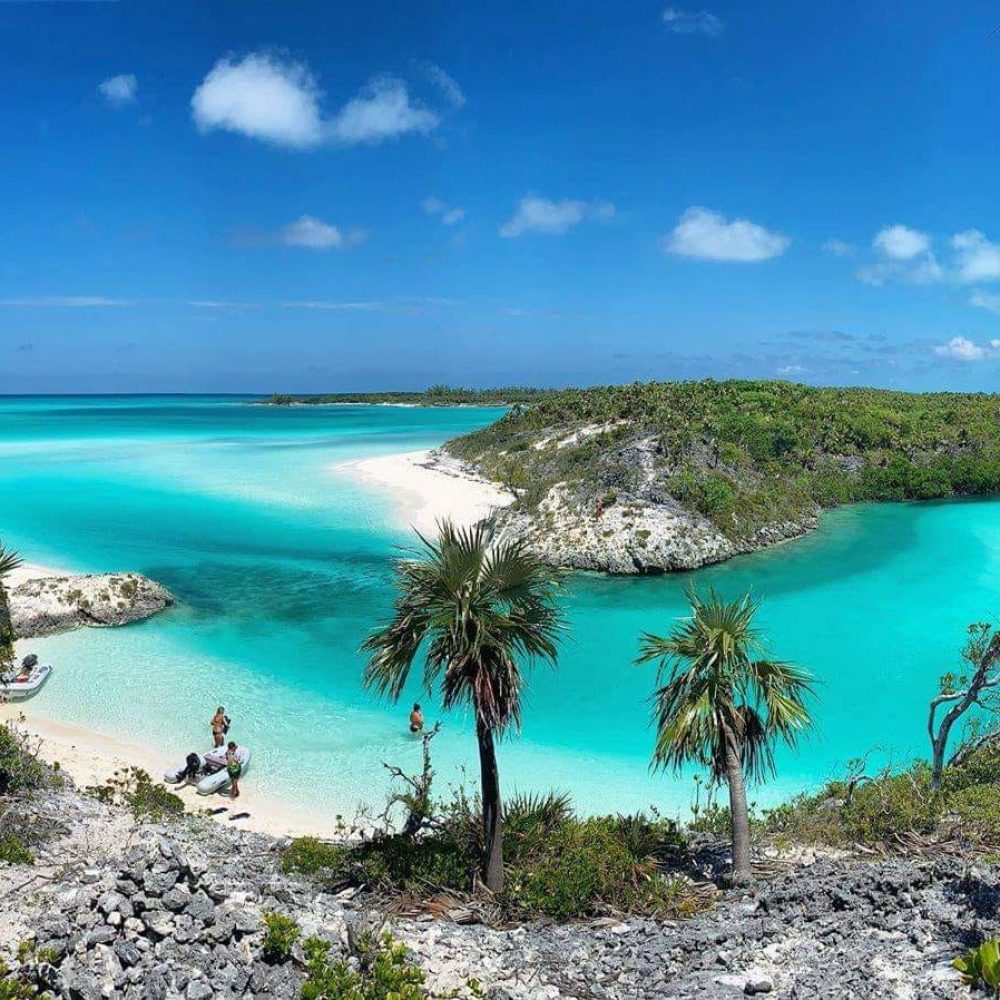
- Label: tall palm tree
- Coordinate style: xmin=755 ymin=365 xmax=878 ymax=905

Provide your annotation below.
xmin=637 ymin=588 xmax=813 ymax=884
xmin=362 ymin=520 xmax=564 ymax=893
xmin=0 ymin=539 xmax=23 ymax=673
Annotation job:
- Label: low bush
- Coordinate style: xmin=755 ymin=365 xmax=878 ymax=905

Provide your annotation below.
xmin=280 ymin=837 xmax=348 ymax=877
xmin=0 ymin=833 xmax=34 ymax=865
xmin=261 ymin=910 xmax=300 ymax=964
xmin=87 ymin=767 xmax=184 ymax=821
xmin=301 ymin=932 xmax=425 ymax=1000
xmin=0 ymin=722 xmax=49 ymax=796
xmin=954 ymin=938 xmax=1000 ymax=995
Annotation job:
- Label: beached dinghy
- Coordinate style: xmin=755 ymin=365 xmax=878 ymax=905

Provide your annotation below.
xmin=163 ymin=751 xmax=208 ymax=784
xmin=1 ymin=656 xmax=52 ymax=701
xmin=196 ymin=744 xmax=250 ymax=795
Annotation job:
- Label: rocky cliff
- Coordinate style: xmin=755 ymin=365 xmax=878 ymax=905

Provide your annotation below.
xmin=10 ymin=573 xmax=173 ymax=638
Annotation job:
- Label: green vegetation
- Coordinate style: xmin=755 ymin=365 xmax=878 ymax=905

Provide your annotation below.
xmin=637 ymin=589 xmax=813 ymax=883
xmin=301 ymin=932 xmax=427 ymax=1000
xmin=0 ymin=833 xmax=34 ymax=865
xmin=446 ymin=378 xmax=1000 ymax=543
xmin=0 ymin=538 xmax=22 ymax=673
xmin=86 ymin=767 xmax=185 ymax=820
xmin=282 ymin=789 xmax=699 ymax=920
xmin=265 ymin=385 xmax=546 ymax=407
xmin=0 ymin=941 xmax=60 ymax=999
xmin=362 ymin=520 xmax=564 ymax=894
xmin=262 ymin=910 xmax=301 ymax=964
xmin=280 ymin=837 xmax=349 ymax=877
xmin=955 ymin=939 xmax=1000 ymax=995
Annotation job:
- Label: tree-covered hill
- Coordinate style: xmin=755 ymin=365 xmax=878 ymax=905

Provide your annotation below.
xmin=444 ymin=379 xmax=1000 ymax=572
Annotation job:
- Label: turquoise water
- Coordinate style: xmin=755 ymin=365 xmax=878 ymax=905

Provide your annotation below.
xmin=0 ymin=395 xmax=996 ymax=823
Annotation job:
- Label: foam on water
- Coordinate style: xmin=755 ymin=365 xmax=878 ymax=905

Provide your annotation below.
xmin=0 ymin=395 xmax=996 ymax=822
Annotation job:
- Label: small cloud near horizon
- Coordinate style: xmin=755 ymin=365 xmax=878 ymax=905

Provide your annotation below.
xmin=933 ymin=335 xmax=1000 ymax=362
xmin=422 ymin=197 xmax=465 ymax=226
xmin=500 ymin=195 xmax=614 ymax=238
xmin=662 ymin=7 xmax=724 ymax=36
xmin=662 ymin=207 xmax=789 ymax=262
xmin=98 ymin=74 xmax=137 ymax=107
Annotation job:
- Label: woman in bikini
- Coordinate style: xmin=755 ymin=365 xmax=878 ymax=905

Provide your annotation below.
xmin=210 ymin=707 xmax=228 ymax=748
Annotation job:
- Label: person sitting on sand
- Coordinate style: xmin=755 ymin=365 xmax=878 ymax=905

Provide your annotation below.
xmin=225 ymin=741 xmax=242 ymax=800
xmin=409 ymin=702 xmax=424 ymax=734
xmin=210 ymin=707 xmax=229 ymax=748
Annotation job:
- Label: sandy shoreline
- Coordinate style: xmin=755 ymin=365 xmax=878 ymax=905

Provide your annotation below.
xmin=334 ymin=448 xmax=512 ymax=535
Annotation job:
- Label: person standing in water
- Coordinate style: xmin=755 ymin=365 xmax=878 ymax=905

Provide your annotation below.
xmin=409 ymin=702 xmax=424 ymax=733
xmin=225 ymin=741 xmax=242 ymax=800
xmin=210 ymin=707 xmax=229 ymax=748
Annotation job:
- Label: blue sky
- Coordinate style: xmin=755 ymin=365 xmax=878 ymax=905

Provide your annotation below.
xmin=4 ymin=1 xmax=1000 ymax=393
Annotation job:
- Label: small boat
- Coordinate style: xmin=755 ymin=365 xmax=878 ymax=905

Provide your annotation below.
xmin=0 ymin=658 xmax=52 ymax=701
xmin=163 ymin=744 xmax=251 ymax=795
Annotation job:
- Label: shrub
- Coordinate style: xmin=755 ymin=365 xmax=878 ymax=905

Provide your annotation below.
xmin=839 ymin=765 xmax=942 ymax=843
xmin=301 ymin=932 xmax=425 ymax=1000
xmin=954 ymin=938 xmax=1000 ymax=995
xmin=281 ymin=837 xmax=348 ymax=877
xmin=0 ymin=834 xmax=34 ymax=865
xmin=0 ymin=723 xmax=48 ymax=796
xmin=261 ymin=910 xmax=300 ymax=964
xmin=87 ymin=767 xmax=184 ymax=821
xmin=947 ymin=784 xmax=1000 ymax=841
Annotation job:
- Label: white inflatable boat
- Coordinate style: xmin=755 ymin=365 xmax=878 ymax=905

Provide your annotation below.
xmin=1 ymin=662 xmax=52 ymax=701
xmin=163 ymin=744 xmax=251 ymax=795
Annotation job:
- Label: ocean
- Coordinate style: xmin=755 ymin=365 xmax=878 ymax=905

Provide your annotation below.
xmin=0 ymin=394 xmax=993 ymax=823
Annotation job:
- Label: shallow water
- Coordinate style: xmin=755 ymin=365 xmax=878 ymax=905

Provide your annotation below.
xmin=0 ymin=395 xmax=995 ymax=822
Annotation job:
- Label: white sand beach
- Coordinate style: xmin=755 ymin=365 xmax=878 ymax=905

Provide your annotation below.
xmin=334 ymin=448 xmax=512 ymax=535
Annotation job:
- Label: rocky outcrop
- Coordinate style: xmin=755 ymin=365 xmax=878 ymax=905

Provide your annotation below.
xmin=10 ymin=573 xmax=173 ymax=638
xmin=0 ymin=783 xmax=984 ymax=999
xmin=492 ymin=484 xmax=816 ymax=575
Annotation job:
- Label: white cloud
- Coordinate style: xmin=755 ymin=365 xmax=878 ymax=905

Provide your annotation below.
xmin=329 ymin=75 xmax=438 ymax=145
xmin=281 ymin=300 xmax=386 ymax=311
xmin=422 ymin=197 xmax=465 ymax=226
xmin=873 ymin=224 xmax=930 ymax=261
xmin=98 ymin=74 xmax=138 ymax=107
xmin=662 ymin=7 xmax=724 ymax=36
xmin=822 ymin=238 xmax=855 ymax=257
xmin=191 ymin=54 xmax=324 ymax=148
xmin=499 ymin=195 xmax=615 ymax=238
xmin=777 ymin=364 xmax=808 ymax=376
xmin=0 ymin=296 xmax=132 ymax=307
xmin=933 ymin=335 xmax=1000 ymax=362
xmin=276 ymin=216 xmax=368 ymax=250
xmin=424 ymin=63 xmax=466 ymax=108
xmin=970 ymin=290 xmax=1000 ymax=315
xmin=952 ymin=230 xmax=1000 ymax=284
xmin=662 ymin=207 xmax=789 ymax=262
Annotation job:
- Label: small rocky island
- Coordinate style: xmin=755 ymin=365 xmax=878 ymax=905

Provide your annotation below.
xmin=438 ymin=379 xmax=1000 ymax=574
xmin=10 ymin=573 xmax=173 ymax=638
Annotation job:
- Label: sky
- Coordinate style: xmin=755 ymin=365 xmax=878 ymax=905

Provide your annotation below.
xmin=4 ymin=1 xmax=1000 ymax=393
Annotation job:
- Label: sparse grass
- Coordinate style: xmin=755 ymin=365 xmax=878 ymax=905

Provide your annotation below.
xmin=87 ymin=767 xmax=185 ymax=821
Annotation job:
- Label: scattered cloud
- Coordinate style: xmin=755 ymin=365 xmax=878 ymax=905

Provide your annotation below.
xmin=0 ymin=296 xmax=132 ymax=307
xmin=329 ymin=75 xmax=438 ymax=145
xmin=873 ymin=224 xmax=930 ymax=261
xmin=191 ymin=54 xmax=445 ymax=149
xmin=279 ymin=215 xmax=345 ymax=249
xmin=423 ymin=63 xmax=466 ymax=108
xmin=98 ymin=74 xmax=137 ymax=107
xmin=661 ymin=7 xmax=724 ymax=36
xmin=777 ymin=364 xmax=808 ymax=376
xmin=970 ymin=290 xmax=1000 ymax=315
xmin=422 ymin=197 xmax=465 ymax=226
xmin=822 ymin=238 xmax=855 ymax=258
xmin=662 ymin=207 xmax=790 ymax=262
xmin=499 ymin=195 xmax=615 ymax=238
xmin=281 ymin=300 xmax=387 ymax=311
xmin=952 ymin=230 xmax=1000 ymax=284
xmin=933 ymin=335 xmax=1000 ymax=362
xmin=191 ymin=54 xmax=324 ymax=148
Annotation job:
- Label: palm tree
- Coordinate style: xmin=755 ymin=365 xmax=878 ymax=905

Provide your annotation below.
xmin=0 ymin=539 xmax=23 ymax=673
xmin=362 ymin=519 xmax=564 ymax=893
xmin=637 ymin=588 xmax=813 ymax=884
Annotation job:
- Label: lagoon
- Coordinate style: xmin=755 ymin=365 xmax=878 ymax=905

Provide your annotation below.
xmin=0 ymin=395 xmax=994 ymax=824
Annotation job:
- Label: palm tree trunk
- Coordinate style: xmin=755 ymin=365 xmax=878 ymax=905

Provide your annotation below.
xmin=723 ymin=734 xmax=752 ymax=884
xmin=476 ymin=717 xmax=503 ymax=893
xmin=0 ymin=581 xmax=14 ymax=671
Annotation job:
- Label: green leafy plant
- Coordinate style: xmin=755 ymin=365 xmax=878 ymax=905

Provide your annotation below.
xmin=86 ymin=767 xmax=184 ymax=820
xmin=281 ymin=837 xmax=348 ymax=877
xmin=955 ymin=938 xmax=1000 ymax=995
xmin=261 ymin=910 xmax=300 ymax=964
xmin=0 ymin=833 xmax=34 ymax=866
xmin=0 ymin=722 xmax=49 ymax=796
xmin=301 ymin=932 xmax=426 ymax=1000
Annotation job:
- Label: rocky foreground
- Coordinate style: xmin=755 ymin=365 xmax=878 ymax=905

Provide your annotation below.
xmin=0 ymin=782 xmax=985 ymax=999
xmin=10 ymin=573 xmax=173 ymax=638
